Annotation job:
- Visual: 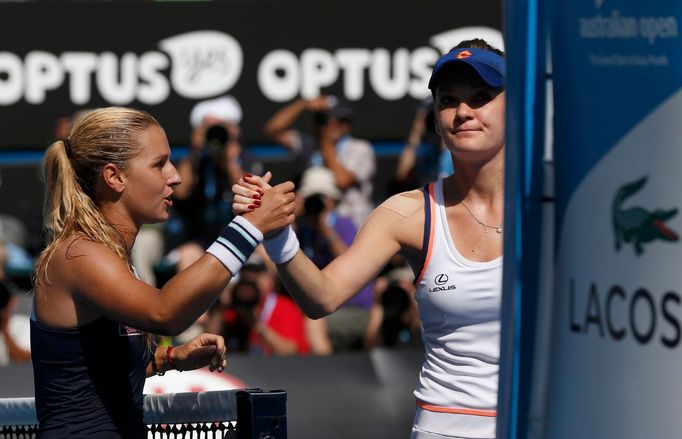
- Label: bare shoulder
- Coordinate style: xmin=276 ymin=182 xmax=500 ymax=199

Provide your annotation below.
xmin=49 ymin=235 xmax=133 ymax=285
xmin=368 ymin=189 xmax=425 ymax=249
xmin=377 ymin=189 xmax=424 ymax=218
xmin=36 ymin=235 xmax=140 ymax=327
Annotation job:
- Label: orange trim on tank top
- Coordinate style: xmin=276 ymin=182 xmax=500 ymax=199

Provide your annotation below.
xmin=415 ymin=183 xmax=436 ymax=285
xmin=416 ymin=400 xmax=497 ymax=417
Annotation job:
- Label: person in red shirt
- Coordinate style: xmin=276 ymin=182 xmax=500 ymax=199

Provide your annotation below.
xmin=241 ymin=263 xmax=309 ymax=355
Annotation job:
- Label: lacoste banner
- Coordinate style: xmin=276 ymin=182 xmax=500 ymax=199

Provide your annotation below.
xmin=0 ymin=1 xmax=502 ymax=149
xmin=547 ymin=1 xmax=681 ymax=437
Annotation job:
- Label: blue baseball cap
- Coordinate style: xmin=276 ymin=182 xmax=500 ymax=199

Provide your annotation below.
xmin=428 ymin=48 xmax=505 ymax=90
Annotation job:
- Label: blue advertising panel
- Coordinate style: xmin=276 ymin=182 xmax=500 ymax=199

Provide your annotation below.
xmin=497 ymin=0 xmax=547 ymax=438
xmin=549 ymin=1 xmax=681 ymax=437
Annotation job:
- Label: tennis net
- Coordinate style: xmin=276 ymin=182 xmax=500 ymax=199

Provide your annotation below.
xmin=0 ymin=388 xmax=287 ymax=438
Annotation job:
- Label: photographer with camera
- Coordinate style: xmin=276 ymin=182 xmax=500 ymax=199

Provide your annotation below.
xmin=264 ymin=95 xmax=375 ymax=228
xmin=132 ymin=96 xmax=262 ymax=291
xmin=294 ymin=168 xmax=374 ymax=352
xmin=390 ymin=96 xmax=454 ymax=194
xmin=169 ymin=95 xmax=261 ymax=256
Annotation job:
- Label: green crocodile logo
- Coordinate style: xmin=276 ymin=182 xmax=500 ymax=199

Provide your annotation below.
xmin=613 ymin=176 xmax=678 ymax=256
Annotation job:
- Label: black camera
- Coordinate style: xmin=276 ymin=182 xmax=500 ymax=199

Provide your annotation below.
xmin=205 ymin=124 xmax=229 ymax=155
xmin=303 ymin=194 xmax=326 ymax=217
xmin=313 ymin=111 xmax=330 ymax=127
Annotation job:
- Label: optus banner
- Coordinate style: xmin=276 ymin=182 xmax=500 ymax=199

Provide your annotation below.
xmin=548 ymin=0 xmax=681 ymax=437
xmin=0 ymin=1 xmax=501 ymax=149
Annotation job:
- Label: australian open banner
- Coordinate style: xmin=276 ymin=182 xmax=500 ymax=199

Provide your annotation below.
xmin=548 ymin=0 xmax=681 ymax=437
xmin=0 ymin=0 xmax=501 ymax=149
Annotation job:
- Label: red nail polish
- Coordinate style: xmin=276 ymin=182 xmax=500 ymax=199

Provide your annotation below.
xmin=244 ymin=173 xmax=253 ymax=179
xmin=253 ymin=200 xmax=261 ymax=206
xmin=253 ymin=193 xmax=262 ymax=200
xmin=256 ymin=189 xmax=264 ymax=196
xmin=248 ymin=204 xmax=256 ymax=209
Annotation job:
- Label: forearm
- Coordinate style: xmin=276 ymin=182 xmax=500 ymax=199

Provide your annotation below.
xmin=276 ymin=252 xmax=345 ymax=319
xmin=155 ymin=255 xmax=232 ymax=335
xmin=320 ymin=140 xmax=356 ymax=189
xmin=264 ymin=99 xmax=307 ymax=139
xmin=396 ymin=111 xmax=426 ymax=180
xmin=395 ymin=145 xmax=418 ymax=181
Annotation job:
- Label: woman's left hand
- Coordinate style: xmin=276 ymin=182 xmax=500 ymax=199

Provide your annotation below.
xmin=171 ymin=333 xmax=227 ymax=373
xmin=232 ymin=172 xmax=273 ymax=215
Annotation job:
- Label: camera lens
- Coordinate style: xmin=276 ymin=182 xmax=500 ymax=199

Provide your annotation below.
xmin=304 ymin=194 xmax=325 ymax=216
xmin=205 ymin=125 xmax=229 ymax=153
xmin=313 ymin=111 xmax=329 ymax=127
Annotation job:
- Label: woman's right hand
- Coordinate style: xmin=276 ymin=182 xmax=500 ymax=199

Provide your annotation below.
xmin=240 ymin=177 xmax=296 ymax=235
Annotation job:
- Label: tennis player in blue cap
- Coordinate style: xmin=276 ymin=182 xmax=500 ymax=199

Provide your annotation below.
xmin=234 ymin=38 xmax=505 ymax=438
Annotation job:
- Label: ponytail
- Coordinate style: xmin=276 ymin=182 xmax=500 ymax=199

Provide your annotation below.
xmin=35 ymin=107 xmax=157 ymax=286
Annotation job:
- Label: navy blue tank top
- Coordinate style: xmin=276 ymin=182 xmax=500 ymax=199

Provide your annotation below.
xmin=30 ymin=316 xmax=150 ymax=438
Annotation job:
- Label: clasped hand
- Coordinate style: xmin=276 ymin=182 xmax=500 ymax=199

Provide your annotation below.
xmin=232 ymin=172 xmax=296 ymax=236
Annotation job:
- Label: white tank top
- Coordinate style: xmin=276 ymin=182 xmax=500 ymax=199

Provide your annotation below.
xmin=412 ymin=179 xmax=502 ymax=437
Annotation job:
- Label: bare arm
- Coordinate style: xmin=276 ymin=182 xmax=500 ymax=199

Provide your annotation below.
xmin=145 ymin=333 xmax=227 ymax=377
xmin=36 ymin=183 xmax=296 ymax=335
xmin=263 ymin=99 xmax=307 ymax=149
xmin=395 ymin=108 xmax=427 ymax=181
xmin=233 ymin=175 xmax=424 ymax=320
xmin=317 ymin=202 xmax=348 ymax=258
xmin=277 ymin=206 xmax=403 ymax=319
xmin=264 ymin=97 xmax=328 ymax=150
xmin=319 ymin=133 xmax=357 ymax=190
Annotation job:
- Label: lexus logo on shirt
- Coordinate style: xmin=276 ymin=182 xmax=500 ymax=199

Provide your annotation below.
xmin=430 ymin=274 xmax=456 ymax=292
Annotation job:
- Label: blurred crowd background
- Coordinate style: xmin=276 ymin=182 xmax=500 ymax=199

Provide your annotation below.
xmin=0 ymin=0 xmax=502 ymax=367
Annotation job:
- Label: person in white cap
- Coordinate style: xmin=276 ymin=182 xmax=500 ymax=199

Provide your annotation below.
xmin=235 ymin=38 xmax=506 ymax=438
xmin=132 ymin=96 xmax=262 ymax=290
xmin=263 ymin=95 xmax=376 ymax=228
xmin=171 ymin=96 xmax=263 ymax=273
xmin=295 ymin=167 xmax=375 ymax=352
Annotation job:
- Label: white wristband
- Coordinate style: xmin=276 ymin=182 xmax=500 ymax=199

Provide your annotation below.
xmin=206 ymin=216 xmax=263 ymax=276
xmin=263 ymin=225 xmax=300 ymax=264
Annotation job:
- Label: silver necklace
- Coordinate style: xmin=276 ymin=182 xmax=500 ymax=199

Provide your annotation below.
xmin=460 ymin=200 xmax=503 ymax=234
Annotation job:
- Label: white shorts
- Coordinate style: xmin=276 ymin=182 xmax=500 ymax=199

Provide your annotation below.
xmin=411 ymin=406 xmax=496 ymax=439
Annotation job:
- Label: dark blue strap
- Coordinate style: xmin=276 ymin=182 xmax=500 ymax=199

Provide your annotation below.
xmin=414 ymin=184 xmax=432 ymax=286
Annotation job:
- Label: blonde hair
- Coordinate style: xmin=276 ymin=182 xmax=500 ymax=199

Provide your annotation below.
xmin=35 ymin=107 xmax=159 ymax=286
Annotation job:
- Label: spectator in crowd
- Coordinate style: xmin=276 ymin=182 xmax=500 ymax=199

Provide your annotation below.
xmin=132 ymin=95 xmax=263 ymax=287
xmin=172 ymin=95 xmax=264 ymax=268
xmin=206 ymin=278 xmax=260 ymax=353
xmin=0 ymin=214 xmax=34 ymax=279
xmin=0 ymin=244 xmax=30 ymax=365
xmin=264 ymin=95 xmax=375 ymax=228
xmin=364 ymin=266 xmax=421 ymax=349
xmin=390 ymin=97 xmax=453 ymax=194
xmin=295 ymin=167 xmax=373 ymax=351
xmin=240 ymin=260 xmax=309 ymax=356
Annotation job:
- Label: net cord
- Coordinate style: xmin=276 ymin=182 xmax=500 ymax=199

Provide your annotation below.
xmin=0 ymin=390 xmax=240 ymax=427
